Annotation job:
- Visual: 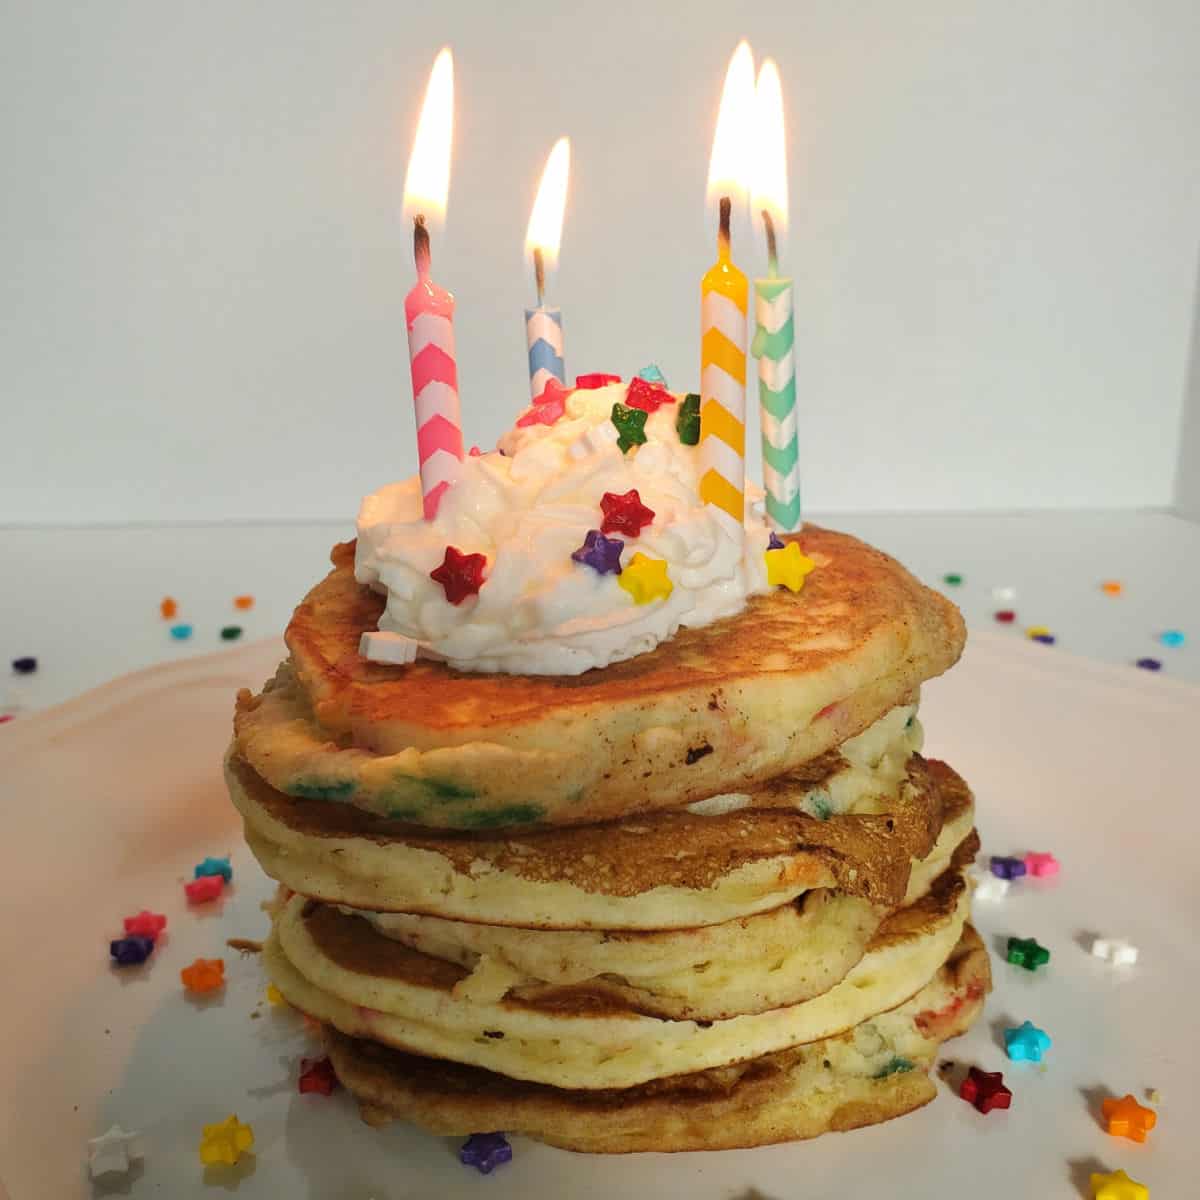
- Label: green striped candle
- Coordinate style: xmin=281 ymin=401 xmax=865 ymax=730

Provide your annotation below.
xmin=752 ymin=269 xmax=799 ymax=531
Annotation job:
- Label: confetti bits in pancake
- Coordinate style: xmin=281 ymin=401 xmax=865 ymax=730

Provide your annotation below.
xmin=298 ymin=1056 xmax=340 ymax=1096
xmin=1102 ymin=1094 xmax=1157 ymax=1143
xmin=959 ymin=1067 xmax=1011 ymax=1113
xmin=1091 ymin=937 xmax=1139 ymax=966
xmin=1090 ymin=1168 xmax=1149 ymax=1200
xmin=460 ymin=1132 xmax=512 ymax=1174
xmin=765 ymin=541 xmax=815 ymax=593
xmin=618 ymin=553 xmax=672 ymax=605
xmin=194 ymin=855 xmax=233 ymax=882
xmin=110 ymin=936 xmax=155 ymax=967
xmin=1006 ymin=936 xmax=1050 ymax=971
xmin=600 ymin=489 xmax=655 ymax=537
xmin=181 ymin=958 xmax=225 ymax=994
xmin=431 ymin=546 xmax=488 ymax=605
xmin=198 ymin=1114 xmax=253 ymax=1166
xmin=185 ymin=874 xmax=225 ymax=904
xmin=1004 ymin=1020 xmax=1051 ymax=1062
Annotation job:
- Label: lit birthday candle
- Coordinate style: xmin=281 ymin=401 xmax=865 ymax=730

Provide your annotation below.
xmin=699 ymin=42 xmax=755 ymax=539
xmin=402 ymin=48 xmax=464 ymax=520
xmin=750 ymin=58 xmax=800 ymax=531
xmin=524 ymin=137 xmax=570 ymax=398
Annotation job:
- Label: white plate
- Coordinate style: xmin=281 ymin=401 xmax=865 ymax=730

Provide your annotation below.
xmin=1 ymin=634 xmax=1196 ymax=1199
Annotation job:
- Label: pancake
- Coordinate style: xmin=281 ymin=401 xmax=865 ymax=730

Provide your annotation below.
xmin=263 ymin=853 xmax=971 ymax=1091
xmin=325 ymin=924 xmax=990 ymax=1153
xmin=230 ymin=750 xmax=958 ymax=930
xmin=349 ymin=806 xmax=978 ymax=1022
xmin=234 ymin=526 xmax=964 ymax=827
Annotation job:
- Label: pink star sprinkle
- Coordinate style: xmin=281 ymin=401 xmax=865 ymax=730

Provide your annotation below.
xmin=516 ymin=380 xmax=570 ymax=427
xmin=1024 ymin=852 xmax=1060 ymax=878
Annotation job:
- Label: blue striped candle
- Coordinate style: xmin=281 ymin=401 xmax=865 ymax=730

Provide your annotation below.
xmin=525 ymin=306 xmax=565 ymax=398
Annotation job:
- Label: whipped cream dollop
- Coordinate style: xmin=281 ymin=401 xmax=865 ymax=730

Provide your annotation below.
xmin=355 ymin=382 xmax=770 ymax=675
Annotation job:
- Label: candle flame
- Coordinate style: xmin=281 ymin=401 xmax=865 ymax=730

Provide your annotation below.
xmin=706 ymin=40 xmax=756 ymax=210
xmin=403 ymin=48 xmax=454 ymax=229
xmin=525 ymin=137 xmax=571 ymax=268
xmin=751 ymin=59 xmax=788 ymax=240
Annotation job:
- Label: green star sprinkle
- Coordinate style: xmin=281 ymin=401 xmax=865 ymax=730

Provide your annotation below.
xmin=611 ymin=402 xmax=648 ymax=454
xmin=676 ymin=393 xmax=701 ymax=445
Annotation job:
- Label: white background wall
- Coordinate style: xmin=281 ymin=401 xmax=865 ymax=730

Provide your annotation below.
xmin=3 ymin=0 xmax=1199 ymax=525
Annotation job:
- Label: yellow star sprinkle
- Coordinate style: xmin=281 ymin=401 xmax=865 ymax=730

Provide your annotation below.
xmin=265 ymin=983 xmax=286 ymax=1007
xmin=765 ymin=541 xmax=816 ymax=593
xmin=617 ymin=553 xmax=673 ymax=605
xmin=1090 ymin=1168 xmax=1149 ymax=1200
xmin=199 ymin=1114 xmax=255 ymax=1167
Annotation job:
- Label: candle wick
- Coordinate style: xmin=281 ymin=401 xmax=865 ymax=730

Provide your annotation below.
xmin=413 ymin=214 xmax=431 ymax=281
xmin=718 ymin=196 xmax=732 ymax=258
xmin=762 ymin=210 xmax=779 ymax=278
xmin=533 ymin=246 xmax=545 ymax=308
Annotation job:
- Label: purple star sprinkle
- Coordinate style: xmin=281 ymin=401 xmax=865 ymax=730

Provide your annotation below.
xmin=110 ymin=936 xmax=155 ymax=966
xmin=1032 ymin=633 xmax=1056 ymax=645
xmin=768 ymin=532 xmax=785 ymax=550
xmin=571 ymin=529 xmax=624 ymax=575
xmin=460 ymin=1132 xmax=512 ymax=1174
xmin=1136 ymin=657 xmax=1162 ymax=671
xmin=990 ymin=855 xmax=1027 ymax=880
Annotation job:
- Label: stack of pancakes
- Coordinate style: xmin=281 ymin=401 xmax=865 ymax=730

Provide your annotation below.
xmin=228 ymin=525 xmax=990 ymax=1152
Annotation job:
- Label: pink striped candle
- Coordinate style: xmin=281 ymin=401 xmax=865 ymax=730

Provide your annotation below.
xmin=405 ymin=216 xmax=464 ymax=519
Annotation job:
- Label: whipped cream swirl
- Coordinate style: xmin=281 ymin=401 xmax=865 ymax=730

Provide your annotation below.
xmin=355 ymin=382 xmax=769 ymax=675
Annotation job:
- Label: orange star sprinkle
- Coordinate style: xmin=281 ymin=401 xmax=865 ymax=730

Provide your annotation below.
xmin=1101 ymin=580 xmax=1123 ymax=596
xmin=160 ymin=597 xmax=178 ymax=619
xmin=181 ymin=958 xmax=225 ymax=994
xmin=1102 ymin=1093 xmax=1157 ymax=1142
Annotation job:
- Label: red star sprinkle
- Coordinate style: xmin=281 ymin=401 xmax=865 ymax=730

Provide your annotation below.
xmin=298 ymin=1055 xmax=340 ymax=1096
xmin=624 ymin=376 xmax=675 ymax=413
xmin=123 ymin=910 xmax=167 ymax=938
xmin=600 ymin=489 xmax=656 ymax=538
xmin=431 ymin=546 xmax=488 ymax=605
xmin=959 ymin=1067 xmax=1012 ymax=1114
xmin=517 ymin=380 xmax=571 ymax=427
xmin=575 ymin=373 xmax=621 ymax=389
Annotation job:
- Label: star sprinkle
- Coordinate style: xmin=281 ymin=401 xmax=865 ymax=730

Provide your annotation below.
xmin=123 ymin=910 xmax=167 ymax=938
xmin=768 ymin=532 xmax=785 ymax=550
xmin=624 ymin=376 xmax=674 ymax=413
xmin=637 ymin=364 xmax=668 ymax=386
xmin=571 ymin=530 xmax=624 ymax=575
xmin=610 ymin=402 xmax=648 ymax=453
xmin=566 ymin=420 xmax=621 ymax=460
xmin=1024 ymin=851 xmax=1059 ymax=878
xmin=990 ymin=855 xmax=1027 ymax=880
xmin=298 ymin=1055 xmax=339 ymax=1096
xmin=169 ymin=624 xmax=193 ymax=640
xmin=1090 ymin=1168 xmax=1149 ymax=1200
xmin=516 ymin=379 xmax=570 ymax=427
xmin=1004 ymin=1020 xmax=1052 ymax=1062
xmin=600 ymin=489 xmax=655 ymax=537
xmin=959 ymin=1067 xmax=1011 ymax=1113
xmin=431 ymin=546 xmax=488 ymax=605
xmin=220 ymin=625 xmax=243 ymax=641
xmin=942 ymin=573 xmax=963 ymax=586
xmin=765 ymin=542 xmax=816 ymax=593
xmin=1160 ymin=629 xmax=1185 ymax=647
xmin=992 ymin=585 xmax=1017 ymax=601
xmin=181 ymin=958 xmax=225 ymax=994
xmin=1101 ymin=580 xmax=1124 ymax=596
xmin=110 ymin=936 xmax=155 ymax=966
xmin=1007 ymin=936 xmax=1050 ymax=971
xmin=460 ymin=1132 xmax=512 ymax=1174
xmin=266 ymin=983 xmax=287 ymax=1007
xmin=198 ymin=1114 xmax=254 ymax=1167
xmin=1102 ymin=1094 xmax=1157 ymax=1142
xmin=617 ymin=553 xmax=673 ymax=605
xmin=970 ymin=870 xmax=1010 ymax=902
xmin=12 ymin=656 xmax=37 ymax=674
xmin=88 ymin=1124 xmax=145 ymax=1178
xmin=185 ymin=874 xmax=224 ymax=903
xmin=1136 ymin=657 xmax=1162 ymax=672
xmin=994 ymin=609 xmax=1016 ymax=623
xmin=676 ymin=393 xmax=700 ymax=445
xmin=160 ymin=597 xmax=178 ymax=619
xmin=575 ymin=372 xmax=621 ymax=389
xmin=1091 ymin=937 xmax=1139 ymax=966
xmin=195 ymin=855 xmax=233 ymax=882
